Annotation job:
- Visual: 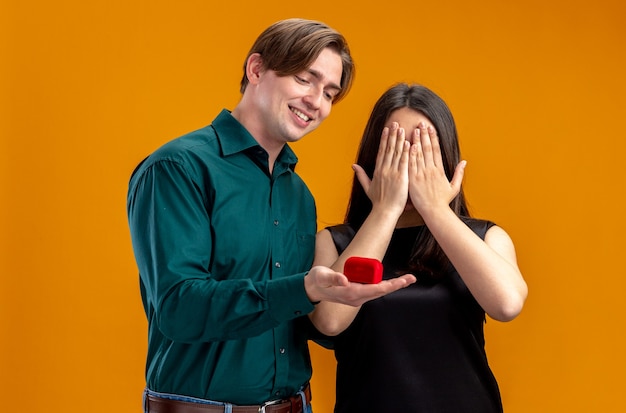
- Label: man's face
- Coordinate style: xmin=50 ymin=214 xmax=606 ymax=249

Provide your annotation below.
xmin=255 ymin=47 xmax=343 ymax=146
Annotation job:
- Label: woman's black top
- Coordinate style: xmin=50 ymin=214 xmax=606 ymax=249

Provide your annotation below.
xmin=324 ymin=218 xmax=503 ymax=413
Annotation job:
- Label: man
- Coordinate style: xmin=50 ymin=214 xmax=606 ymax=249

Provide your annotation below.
xmin=127 ymin=18 xmax=415 ymax=413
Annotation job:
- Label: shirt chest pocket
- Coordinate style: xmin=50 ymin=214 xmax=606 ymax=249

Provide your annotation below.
xmin=295 ymin=231 xmax=315 ymax=270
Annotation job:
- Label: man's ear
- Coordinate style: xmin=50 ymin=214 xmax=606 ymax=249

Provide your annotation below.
xmin=245 ymin=53 xmax=264 ymax=86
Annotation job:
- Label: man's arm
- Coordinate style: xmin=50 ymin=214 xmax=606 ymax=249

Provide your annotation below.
xmin=127 ymin=159 xmax=315 ymax=343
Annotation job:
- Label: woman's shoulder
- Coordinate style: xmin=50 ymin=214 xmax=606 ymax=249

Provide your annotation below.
xmin=323 ymin=224 xmax=356 ymax=255
xmin=459 ymin=216 xmax=497 ymax=240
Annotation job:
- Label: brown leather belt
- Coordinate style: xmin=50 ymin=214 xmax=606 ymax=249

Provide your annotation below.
xmin=145 ymin=384 xmax=311 ymax=413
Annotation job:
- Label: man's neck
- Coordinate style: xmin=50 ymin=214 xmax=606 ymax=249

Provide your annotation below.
xmin=231 ymin=104 xmax=283 ymax=174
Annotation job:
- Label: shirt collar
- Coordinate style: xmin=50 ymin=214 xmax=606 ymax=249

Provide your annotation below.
xmin=212 ymin=109 xmax=299 ymax=171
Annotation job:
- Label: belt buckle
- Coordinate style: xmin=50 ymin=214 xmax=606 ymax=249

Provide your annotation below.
xmin=258 ymin=398 xmax=282 ymax=413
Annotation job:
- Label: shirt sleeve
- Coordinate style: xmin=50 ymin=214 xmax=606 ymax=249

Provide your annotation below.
xmin=127 ymin=158 xmax=315 ymax=343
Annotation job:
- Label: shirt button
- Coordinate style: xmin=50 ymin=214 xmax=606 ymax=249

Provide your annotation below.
xmin=274 ymin=220 xmax=279 ymax=226
xmin=275 ymin=262 xmax=281 ymax=268
xmin=280 ymin=348 xmax=286 ymax=354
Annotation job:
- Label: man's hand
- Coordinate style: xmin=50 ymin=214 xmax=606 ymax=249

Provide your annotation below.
xmin=304 ymin=265 xmax=416 ymax=307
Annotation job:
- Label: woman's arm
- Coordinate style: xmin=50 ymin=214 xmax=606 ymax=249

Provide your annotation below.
xmin=308 ymin=123 xmax=416 ymax=335
xmin=408 ymin=123 xmax=527 ymax=321
xmin=422 ymin=208 xmax=527 ymax=321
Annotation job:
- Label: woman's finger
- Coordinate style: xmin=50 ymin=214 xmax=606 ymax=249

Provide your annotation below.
xmin=353 ymin=164 xmax=371 ymax=194
xmin=419 ymin=122 xmax=434 ymax=166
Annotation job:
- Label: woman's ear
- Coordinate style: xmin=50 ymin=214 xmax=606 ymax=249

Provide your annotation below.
xmin=245 ymin=53 xmax=264 ymax=86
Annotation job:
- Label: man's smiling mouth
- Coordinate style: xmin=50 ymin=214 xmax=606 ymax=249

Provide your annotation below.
xmin=290 ymin=107 xmax=311 ymax=122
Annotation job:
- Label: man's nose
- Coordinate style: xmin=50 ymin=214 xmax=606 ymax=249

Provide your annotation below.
xmin=303 ymin=86 xmax=323 ymax=109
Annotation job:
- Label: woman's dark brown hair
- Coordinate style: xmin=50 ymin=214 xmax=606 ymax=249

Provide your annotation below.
xmin=239 ymin=18 xmax=355 ymax=103
xmin=346 ymin=83 xmax=470 ymax=275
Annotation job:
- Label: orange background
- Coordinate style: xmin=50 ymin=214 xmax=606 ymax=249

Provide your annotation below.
xmin=2 ymin=1 xmax=625 ymax=412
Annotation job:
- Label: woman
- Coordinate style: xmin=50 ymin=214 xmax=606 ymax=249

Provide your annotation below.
xmin=309 ymin=83 xmax=527 ymax=412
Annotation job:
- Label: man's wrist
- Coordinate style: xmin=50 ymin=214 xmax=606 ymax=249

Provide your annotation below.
xmin=303 ymin=272 xmax=321 ymax=305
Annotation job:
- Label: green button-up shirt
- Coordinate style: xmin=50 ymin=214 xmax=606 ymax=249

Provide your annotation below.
xmin=127 ymin=109 xmax=317 ymax=404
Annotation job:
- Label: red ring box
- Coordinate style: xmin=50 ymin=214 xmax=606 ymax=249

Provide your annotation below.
xmin=343 ymin=256 xmax=383 ymax=284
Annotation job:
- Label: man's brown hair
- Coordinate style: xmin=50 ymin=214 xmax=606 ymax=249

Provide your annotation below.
xmin=240 ymin=18 xmax=355 ymax=103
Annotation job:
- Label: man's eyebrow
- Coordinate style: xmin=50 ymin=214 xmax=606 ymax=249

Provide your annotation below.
xmin=306 ymin=68 xmax=342 ymax=92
